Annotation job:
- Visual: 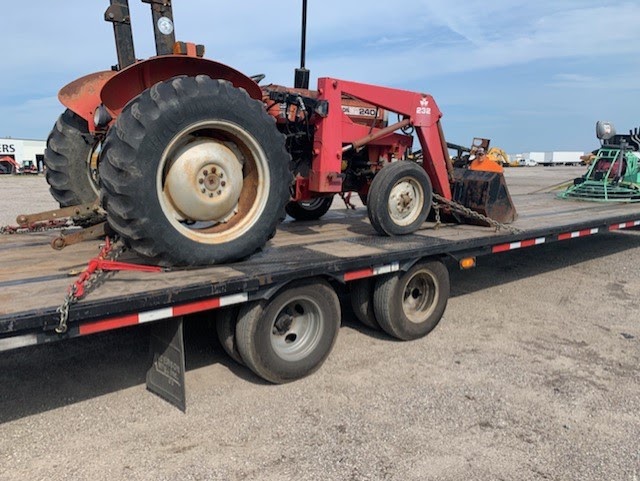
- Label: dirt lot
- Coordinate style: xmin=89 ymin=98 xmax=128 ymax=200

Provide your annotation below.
xmin=0 ymin=169 xmax=639 ymax=481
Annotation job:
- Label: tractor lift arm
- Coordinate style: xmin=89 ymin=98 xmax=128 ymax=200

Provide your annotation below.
xmin=313 ymin=78 xmax=453 ymax=199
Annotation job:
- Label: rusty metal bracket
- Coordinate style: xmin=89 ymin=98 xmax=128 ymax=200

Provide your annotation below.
xmin=51 ymin=222 xmax=108 ymax=250
xmin=16 ymin=202 xmax=99 ymax=227
xmin=104 ymin=4 xmax=131 ymax=24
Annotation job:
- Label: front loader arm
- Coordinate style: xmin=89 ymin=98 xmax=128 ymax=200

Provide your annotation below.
xmin=314 ymin=77 xmax=452 ymax=199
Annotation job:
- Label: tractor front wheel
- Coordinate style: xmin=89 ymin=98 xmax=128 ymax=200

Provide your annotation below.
xmin=367 ymin=161 xmax=432 ymax=235
xmin=44 ymin=109 xmax=100 ymax=207
xmin=99 ymin=76 xmax=290 ymax=266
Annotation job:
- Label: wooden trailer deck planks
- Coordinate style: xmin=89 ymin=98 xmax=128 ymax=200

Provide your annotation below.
xmin=1 ymin=174 xmax=640 ymax=320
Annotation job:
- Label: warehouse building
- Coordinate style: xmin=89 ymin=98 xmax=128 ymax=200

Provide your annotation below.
xmin=0 ymin=138 xmax=46 ymax=174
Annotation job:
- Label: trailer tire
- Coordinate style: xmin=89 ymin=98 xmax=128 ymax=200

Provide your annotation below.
xmin=367 ymin=161 xmax=432 ymax=235
xmin=235 ymin=278 xmax=340 ymax=384
xmin=215 ymin=306 xmax=244 ymax=365
xmin=99 ymin=76 xmax=290 ymax=266
xmin=44 ymin=109 xmax=99 ymax=207
xmin=373 ymin=259 xmax=449 ymax=341
xmin=285 ymin=196 xmax=334 ymax=221
xmin=349 ymin=278 xmax=380 ymax=330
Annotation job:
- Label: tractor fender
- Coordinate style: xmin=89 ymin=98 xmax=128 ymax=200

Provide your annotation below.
xmin=100 ymin=56 xmax=263 ymax=117
xmin=58 ymin=70 xmax=118 ymax=127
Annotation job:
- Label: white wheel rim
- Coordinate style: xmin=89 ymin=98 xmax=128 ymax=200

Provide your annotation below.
xmin=269 ymin=297 xmax=325 ymax=362
xmin=157 ymin=120 xmax=270 ymax=244
xmin=388 ymin=176 xmax=424 ymax=226
xmin=402 ymin=268 xmax=438 ymax=324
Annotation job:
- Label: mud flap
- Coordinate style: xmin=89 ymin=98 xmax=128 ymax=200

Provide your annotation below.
xmin=146 ymin=317 xmax=186 ymax=412
xmin=451 ymin=168 xmax=517 ymax=224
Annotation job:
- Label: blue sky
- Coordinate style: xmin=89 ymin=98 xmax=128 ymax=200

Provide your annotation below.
xmin=1 ymin=0 xmax=638 ymax=153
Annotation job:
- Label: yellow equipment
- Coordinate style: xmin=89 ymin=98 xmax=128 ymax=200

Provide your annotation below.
xmin=487 ymin=147 xmax=520 ymax=167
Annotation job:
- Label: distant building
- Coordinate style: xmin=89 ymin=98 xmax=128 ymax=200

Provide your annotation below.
xmin=0 ymin=138 xmax=46 ymax=174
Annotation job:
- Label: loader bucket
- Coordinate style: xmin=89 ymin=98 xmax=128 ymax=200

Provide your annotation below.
xmin=450 ymin=168 xmax=518 ymax=224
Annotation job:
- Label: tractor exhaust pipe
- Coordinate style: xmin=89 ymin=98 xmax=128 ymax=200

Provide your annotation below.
xmin=105 ymin=0 xmax=136 ymax=70
xmin=294 ymin=0 xmax=310 ymax=89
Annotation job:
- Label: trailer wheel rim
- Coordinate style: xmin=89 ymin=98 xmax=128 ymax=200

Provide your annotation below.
xmin=269 ymin=297 xmax=325 ymax=362
xmin=157 ymin=120 xmax=269 ymax=244
xmin=402 ymin=268 xmax=438 ymax=324
xmin=388 ymin=176 xmax=424 ymax=227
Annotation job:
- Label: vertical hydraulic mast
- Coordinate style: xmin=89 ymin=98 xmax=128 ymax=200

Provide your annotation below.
xmin=104 ymin=0 xmax=136 ymax=70
xmin=142 ymin=0 xmax=177 ymax=56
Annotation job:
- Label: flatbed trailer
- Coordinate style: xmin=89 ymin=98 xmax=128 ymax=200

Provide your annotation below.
xmin=1 ymin=169 xmax=639 ymax=408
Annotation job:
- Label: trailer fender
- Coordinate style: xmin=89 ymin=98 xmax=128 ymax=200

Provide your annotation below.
xmin=398 ymin=255 xmax=447 ymax=273
xmin=100 ymin=56 xmax=263 ymax=117
xmin=246 ymin=281 xmax=289 ymax=302
xmin=247 ymin=275 xmax=338 ymax=301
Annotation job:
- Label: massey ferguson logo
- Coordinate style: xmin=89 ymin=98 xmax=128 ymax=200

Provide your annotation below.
xmin=416 ymin=98 xmax=431 ymax=116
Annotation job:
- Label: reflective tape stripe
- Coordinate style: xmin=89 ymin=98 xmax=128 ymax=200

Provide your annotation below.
xmin=139 ymin=307 xmax=173 ymax=324
xmin=219 ymin=292 xmax=249 ymax=307
xmin=343 ymin=267 xmax=374 ymax=281
xmin=609 ymin=220 xmax=640 ymax=230
xmin=0 ymin=334 xmax=38 ymax=352
xmin=374 ymin=262 xmax=400 ymax=275
xmin=79 ymin=314 xmax=139 ymax=335
xmin=79 ymin=293 xmax=250 ymax=336
xmin=558 ymin=228 xmax=598 ymax=240
xmin=492 ymin=237 xmax=545 ymax=253
xmin=173 ymin=298 xmax=221 ymax=317
xmin=344 ymin=262 xmax=400 ymax=281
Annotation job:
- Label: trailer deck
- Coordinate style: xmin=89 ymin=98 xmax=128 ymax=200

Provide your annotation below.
xmin=1 ymin=168 xmax=640 ymax=351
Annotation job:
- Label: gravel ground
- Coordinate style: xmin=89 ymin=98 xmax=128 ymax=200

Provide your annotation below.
xmin=0 ymin=169 xmax=638 ymax=481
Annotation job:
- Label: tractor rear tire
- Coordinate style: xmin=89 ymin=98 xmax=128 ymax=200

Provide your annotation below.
xmin=373 ymin=259 xmax=449 ymax=341
xmin=44 ymin=109 xmax=99 ymax=207
xmin=99 ymin=76 xmax=291 ymax=266
xmin=285 ymin=196 xmax=334 ymax=221
xmin=367 ymin=161 xmax=432 ymax=236
xmin=235 ymin=278 xmax=341 ymax=384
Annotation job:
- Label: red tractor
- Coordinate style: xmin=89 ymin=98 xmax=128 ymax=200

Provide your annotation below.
xmin=44 ymin=0 xmax=516 ymax=266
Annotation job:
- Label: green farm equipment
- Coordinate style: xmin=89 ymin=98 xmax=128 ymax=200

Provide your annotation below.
xmin=559 ymin=122 xmax=640 ymax=202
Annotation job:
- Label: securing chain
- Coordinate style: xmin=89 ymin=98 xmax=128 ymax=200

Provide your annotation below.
xmin=55 ymin=285 xmax=78 ymax=334
xmin=432 ymin=201 xmax=442 ymax=229
xmin=1 ymin=209 xmax=105 ymax=235
xmin=432 ymin=192 xmax=523 ymax=235
xmin=55 ymin=237 xmax=125 ymax=334
xmin=0 ymin=219 xmax=70 ymax=235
